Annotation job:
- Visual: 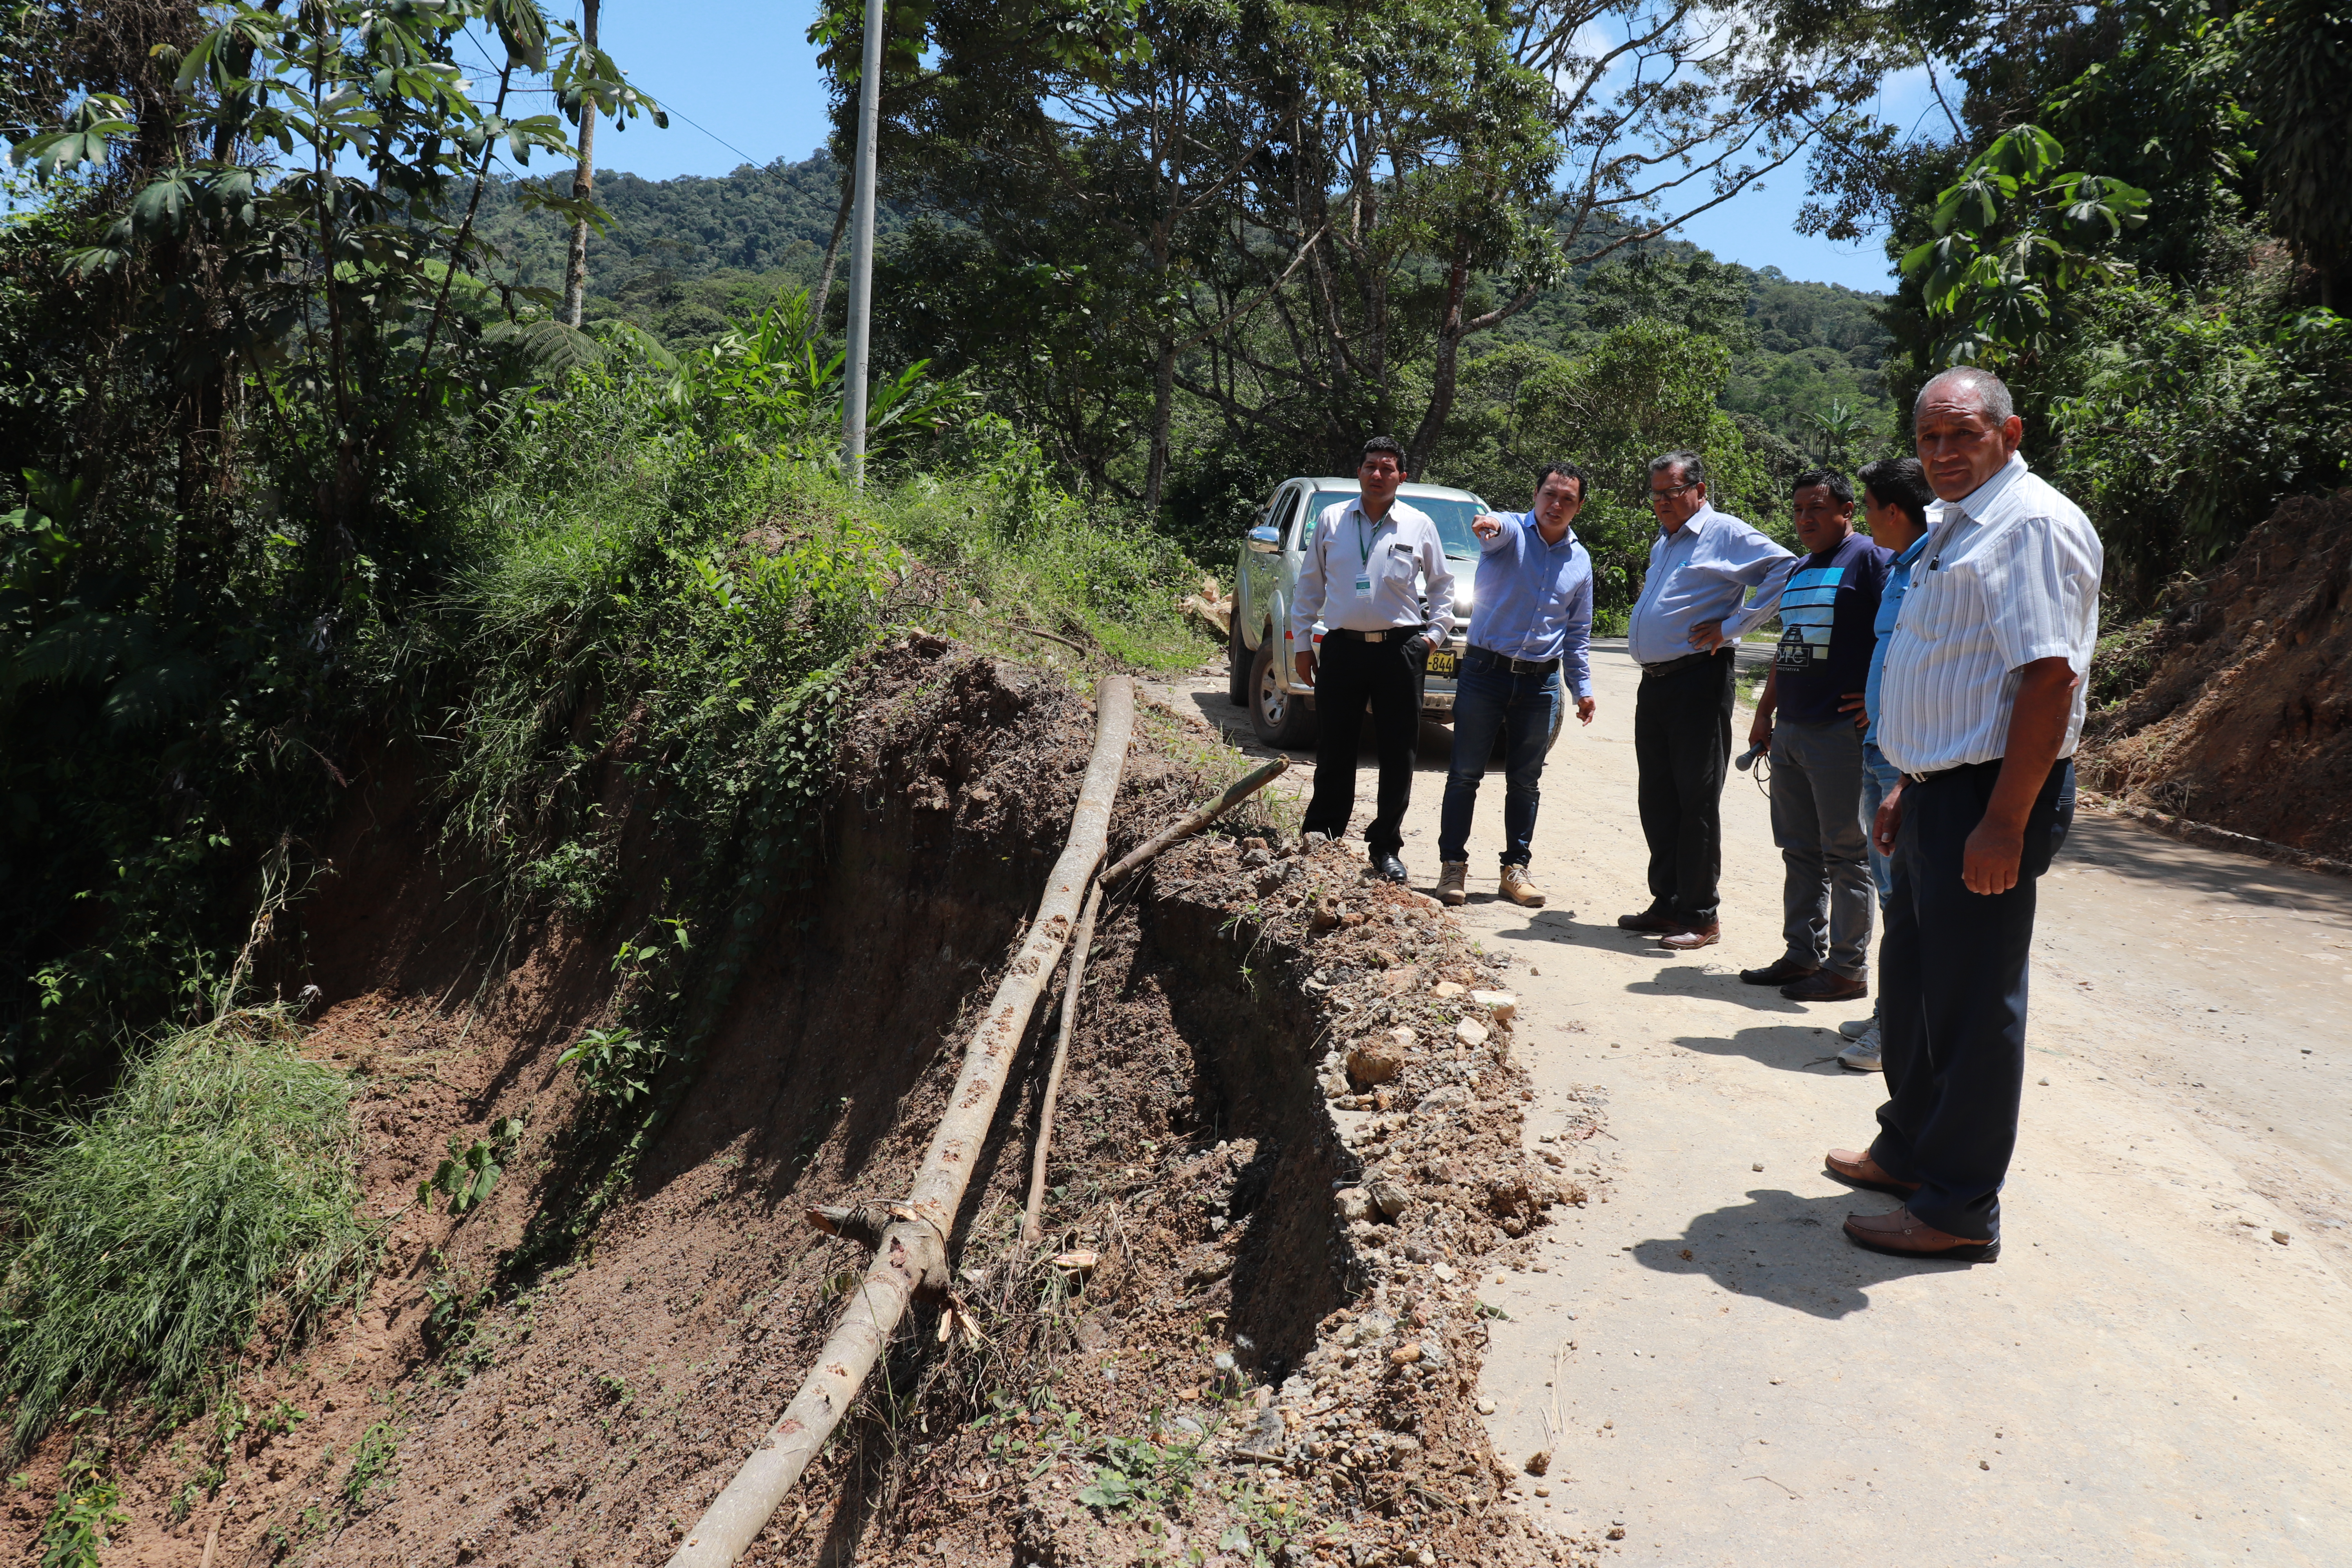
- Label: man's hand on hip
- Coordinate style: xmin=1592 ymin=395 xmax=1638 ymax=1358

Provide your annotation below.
xmin=1686 ymin=619 xmax=1727 ymax=653
xmin=1837 ymin=689 xmax=1867 ymax=730
xmin=1292 ymin=651 xmax=1316 ymax=688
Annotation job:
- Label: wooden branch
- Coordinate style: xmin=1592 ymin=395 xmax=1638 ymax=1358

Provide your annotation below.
xmin=1099 ymin=756 xmax=1288 ymax=888
xmin=665 ymin=677 xmax=1136 ymax=1568
xmin=1022 ymin=880 xmax=1102 ymax=1245
xmin=1012 ymin=624 xmax=1091 ymax=656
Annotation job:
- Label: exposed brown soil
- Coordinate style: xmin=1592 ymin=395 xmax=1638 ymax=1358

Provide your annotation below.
xmin=2080 ymin=488 xmax=2352 ymax=860
xmin=6 ymin=637 xmax=1600 ymax=1568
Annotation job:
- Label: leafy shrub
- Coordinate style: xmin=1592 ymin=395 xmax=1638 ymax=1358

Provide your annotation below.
xmin=36 ymin=1455 xmax=122 ymax=1568
xmin=559 ymin=1027 xmax=665 ymax=1105
xmin=0 ymin=1007 xmax=368 ymax=1454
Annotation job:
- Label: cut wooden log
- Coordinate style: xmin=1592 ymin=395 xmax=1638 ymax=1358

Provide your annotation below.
xmin=1021 ymin=880 xmax=1102 ymax=1245
xmin=663 ymin=676 xmax=1135 ymax=1568
xmin=1099 ymin=756 xmax=1287 ymax=887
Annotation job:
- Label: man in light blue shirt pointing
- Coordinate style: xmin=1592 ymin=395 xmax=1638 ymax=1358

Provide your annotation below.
xmin=1435 ymin=461 xmax=1596 ymax=908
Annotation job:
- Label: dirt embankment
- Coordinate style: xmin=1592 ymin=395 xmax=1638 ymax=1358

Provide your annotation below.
xmin=7 ymin=637 xmax=1601 ymax=1567
xmin=2080 ymin=489 xmax=2352 ymax=862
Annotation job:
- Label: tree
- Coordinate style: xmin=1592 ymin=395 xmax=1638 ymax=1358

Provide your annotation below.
xmin=2239 ymin=0 xmax=2352 ymax=307
xmin=1900 ymin=123 xmax=2149 ymax=370
xmin=561 ymin=0 xmax=602 ymax=327
xmin=11 ymin=0 xmax=661 ymax=563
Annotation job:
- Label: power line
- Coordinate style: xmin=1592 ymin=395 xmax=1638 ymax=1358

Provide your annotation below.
xmin=629 ymin=85 xmax=768 ymax=169
xmin=455 ymin=25 xmax=771 ymax=172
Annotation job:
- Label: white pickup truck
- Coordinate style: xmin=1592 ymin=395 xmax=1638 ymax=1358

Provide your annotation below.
xmin=1227 ymin=475 xmax=1497 ymax=748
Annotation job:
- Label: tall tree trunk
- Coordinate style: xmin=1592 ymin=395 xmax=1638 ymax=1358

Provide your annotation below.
xmin=1144 ymin=331 xmax=1178 ymax=517
xmin=561 ymin=0 xmax=601 ymax=327
xmin=1407 ymin=254 xmax=1470 ymax=477
xmin=811 ymin=164 xmax=856 ymax=328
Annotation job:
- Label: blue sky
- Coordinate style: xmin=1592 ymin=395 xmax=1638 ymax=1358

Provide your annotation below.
xmin=582 ymin=0 xmax=1929 ymax=293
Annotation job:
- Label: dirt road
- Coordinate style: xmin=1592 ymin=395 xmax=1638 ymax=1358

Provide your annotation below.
xmin=1149 ymin=640 xmax=2352 ymax=1566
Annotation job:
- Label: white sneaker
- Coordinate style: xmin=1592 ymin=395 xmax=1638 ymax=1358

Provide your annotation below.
xmin=1838 ymin=1016 xmax=1875 ymax=1040
xmin=1838 ymin=1025 xmax=1883 ymax=1072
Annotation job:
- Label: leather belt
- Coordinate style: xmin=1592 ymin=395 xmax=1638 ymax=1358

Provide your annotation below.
xmin=1326 ymin=625 xmax=1426 ymax=644
xmin=1902 ymin=758 xmax=2002 ymax=786
xmin=1639 ymin=648 xmax=1727 ymax=678
xmin=1468 ymin=645 xmax=1559 ymax=676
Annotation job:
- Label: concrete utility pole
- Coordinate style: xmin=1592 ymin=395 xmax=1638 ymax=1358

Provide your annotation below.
xmin=841 ymin=0 xmax=886 ymax=486
xmin=561 ymin=0 xmax=600 ymax=328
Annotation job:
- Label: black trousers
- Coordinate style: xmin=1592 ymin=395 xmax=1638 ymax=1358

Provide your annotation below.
xmin=1869 ymin=757 xmax=2074 ymax=1242
xmin=1632 ymin=650 xmax=1734 ymax=924
xmin=1302 ymin=633 xmax=1425 ymax=856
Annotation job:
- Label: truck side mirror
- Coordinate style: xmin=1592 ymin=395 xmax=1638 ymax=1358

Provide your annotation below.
xmin=1246 ymin=525 xmax=1281 ymax=554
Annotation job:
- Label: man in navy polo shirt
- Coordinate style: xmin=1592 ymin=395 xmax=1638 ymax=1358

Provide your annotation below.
xmin=1435 ymin=461 xmax=1598 ymax=908
xmin=1739 ymin=470 xmax=1890 ymax=1003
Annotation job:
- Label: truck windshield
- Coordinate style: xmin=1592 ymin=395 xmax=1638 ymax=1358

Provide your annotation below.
xmin=1310 ymin=492 xmax=1484 ymax=559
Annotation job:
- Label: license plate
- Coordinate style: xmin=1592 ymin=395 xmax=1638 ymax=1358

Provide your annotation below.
xmin=1425 ymin=648 xmax=1457 ymax=677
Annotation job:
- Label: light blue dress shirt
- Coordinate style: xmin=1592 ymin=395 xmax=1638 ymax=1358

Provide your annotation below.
xmin=1863 ymin=533 xmax=1929 ymax=746
xmin=1625 ymin=503 xmax=1797 ymax=666
xmin=1468 ymin=510 xmax=1594 ymax=699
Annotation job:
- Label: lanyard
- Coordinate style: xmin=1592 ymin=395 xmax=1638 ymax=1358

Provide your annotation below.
xmin=1354 ymin=509 xmax=1381 ymax=569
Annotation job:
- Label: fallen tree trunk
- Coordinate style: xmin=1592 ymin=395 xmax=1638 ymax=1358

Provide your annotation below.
xmin=665 ymin=675 xmax=1136 ymax=1568
xmin=1099 ymin=755 xmax=1287 ymax=887
xmin=1022 ymin=880 xmax=1102 ymax=1245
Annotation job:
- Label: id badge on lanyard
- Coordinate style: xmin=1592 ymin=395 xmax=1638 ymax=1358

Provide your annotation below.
xmin=1354 ymin=516 xmax=1375 ymax=596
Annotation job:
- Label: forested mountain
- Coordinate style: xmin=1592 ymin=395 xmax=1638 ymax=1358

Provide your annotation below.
xmin=471 ymin=153 xmax=905 ymax=345
xmin=486 ymin=155 xmax=1897 ymax=468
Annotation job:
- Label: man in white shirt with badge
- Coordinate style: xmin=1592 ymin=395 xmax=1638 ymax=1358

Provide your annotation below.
xmin=1291 ymin=436 xmax=1456 ymax=883
xmin=1826 ymin=367 xmax=2101 ymax=1264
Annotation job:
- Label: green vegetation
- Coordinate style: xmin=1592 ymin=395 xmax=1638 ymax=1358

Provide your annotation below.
xmin=1816 ymin=0 xmax=2352 ymax=601
xmin=340 ymin=1415 xmax=402 ymax=1510
xmin=0 ymin=1008 xmax=367 ymax=1453
xmin=417 ymin=1118 xmax=526 ymax=1216
xmin=36 ymin=1454 xmax=123 ymax=1568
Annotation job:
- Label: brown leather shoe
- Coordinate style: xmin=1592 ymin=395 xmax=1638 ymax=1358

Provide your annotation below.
xmin=1842 ymin=1207 xmax=1998 ymax=1263
xmin=1740 ymin=956 xmax=1818 ymax=986
xmin=1782 ymin=970 xmax=1867 ymax=1003
xmin=1659 ymin=921 xmax=1720 ymax=951
xmin=1824 ymin=1147 xmax=1920 ymax=1197
xmin=1617 ymin=906 xmax=1681 ymax=934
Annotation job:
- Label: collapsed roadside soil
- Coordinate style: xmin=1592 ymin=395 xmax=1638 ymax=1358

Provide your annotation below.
xmin=2083 ymin=487 xmax=2352 ymax=862
xmin=6 ymin=637 xmax=1604 ymax=1567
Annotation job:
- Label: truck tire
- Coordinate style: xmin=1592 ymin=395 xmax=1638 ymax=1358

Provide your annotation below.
xmin=1250 ymin=636 xmax=1319 ymax=750
xmin=1227 ymin=608 xmax=1250 ymax=705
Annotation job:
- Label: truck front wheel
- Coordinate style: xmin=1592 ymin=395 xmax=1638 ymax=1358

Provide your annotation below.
xmin=1249 ymin=637 xmax=1319 ymax=750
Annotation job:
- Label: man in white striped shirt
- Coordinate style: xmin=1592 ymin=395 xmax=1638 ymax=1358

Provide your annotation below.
xmin=1826 ymin=367 xmax=2101 ymax=1265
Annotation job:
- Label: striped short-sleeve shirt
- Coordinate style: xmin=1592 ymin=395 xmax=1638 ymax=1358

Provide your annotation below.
xmin=1875 ymin=454 xmax=2103 ymax=777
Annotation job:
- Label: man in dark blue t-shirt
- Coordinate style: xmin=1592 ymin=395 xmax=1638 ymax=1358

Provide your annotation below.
xmin=1739 ymin=470 xmax=1891 ymax=1002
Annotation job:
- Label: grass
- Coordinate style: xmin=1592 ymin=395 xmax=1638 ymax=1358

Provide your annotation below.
xmin=0 ymin=1007 xmax=369 ymax=1455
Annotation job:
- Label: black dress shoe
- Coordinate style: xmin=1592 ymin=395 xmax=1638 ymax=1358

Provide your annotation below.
xmin=1370 ymin=852 xmax=1410 ymax=884
xmin=1739 ymin=956 xmax=1820 ymax=986
xmin=1617 ymin=905 xmax=1682 ymax=934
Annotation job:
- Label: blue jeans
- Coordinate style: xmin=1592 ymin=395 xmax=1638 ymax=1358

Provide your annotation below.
xmin=1438 ymin=650 xmax=1561 ymax=867
xmin=1859 ymin=740 xmax=1902 ymax=907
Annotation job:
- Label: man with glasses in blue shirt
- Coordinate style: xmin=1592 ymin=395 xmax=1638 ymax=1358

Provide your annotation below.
xmin=1435 ymin=461 xmax=1599 ymax=908
xmin=1617 ymin=451 xmax=1797 ymax=951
